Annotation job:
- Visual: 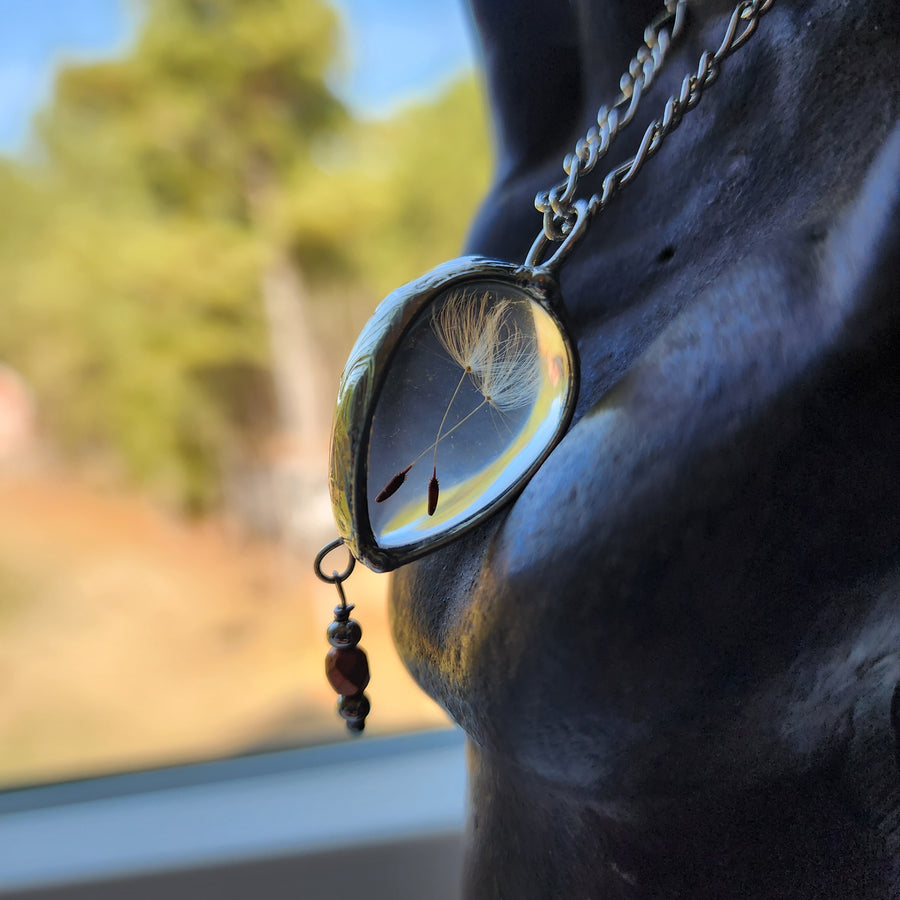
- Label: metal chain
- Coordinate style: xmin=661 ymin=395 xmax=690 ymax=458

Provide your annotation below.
xmin=532 ymin=0 xmax=775 ymax=254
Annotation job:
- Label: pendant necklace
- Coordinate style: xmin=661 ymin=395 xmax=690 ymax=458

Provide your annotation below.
xmin=315 ymin=0 xmax=775 ymax=733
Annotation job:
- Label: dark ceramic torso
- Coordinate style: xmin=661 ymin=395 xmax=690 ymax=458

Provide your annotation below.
xmin=390 ymin=1 xmax=900 ymax=896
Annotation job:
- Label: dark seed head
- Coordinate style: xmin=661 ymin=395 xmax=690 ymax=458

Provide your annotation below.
xmin=428 ymin=469 xmax=439 ymax=516
xmin=376 ymin=465 xmax=413 ymax=503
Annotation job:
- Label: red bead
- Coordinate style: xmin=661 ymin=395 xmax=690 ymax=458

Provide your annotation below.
xmin=326 ymin=646 xmax=370 ymax=696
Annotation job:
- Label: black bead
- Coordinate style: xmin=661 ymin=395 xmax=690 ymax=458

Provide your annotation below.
xmin=327 ymin=618 xmax=362 ymax=648
xmin=338 ymin=692 xmax=371 ymax=726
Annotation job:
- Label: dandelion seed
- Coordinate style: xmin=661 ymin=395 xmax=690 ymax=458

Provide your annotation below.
xmin=373 ymin=401 xmax=490 ymax=504
xmin=374 ymin=289 xmax=541 ymax=515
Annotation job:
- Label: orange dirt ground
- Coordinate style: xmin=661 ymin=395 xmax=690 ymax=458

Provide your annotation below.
xmin=0 ymin=473 xmax=450 ymax=787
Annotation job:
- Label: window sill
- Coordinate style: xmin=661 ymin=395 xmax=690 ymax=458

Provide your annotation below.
xmin=0 ymin=728 xmax=466 ymax=900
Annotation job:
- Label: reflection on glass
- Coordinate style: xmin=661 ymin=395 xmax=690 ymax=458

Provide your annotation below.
xmin=367 ymin=283 xmax=571 ymax=549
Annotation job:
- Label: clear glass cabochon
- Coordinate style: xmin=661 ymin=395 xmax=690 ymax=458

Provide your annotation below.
xmin=364 ymin=278 xmax=574 ymax=558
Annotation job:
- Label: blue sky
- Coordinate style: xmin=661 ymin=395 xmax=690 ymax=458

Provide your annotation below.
xmin=0 ymin=0 xmax=476 ymax=154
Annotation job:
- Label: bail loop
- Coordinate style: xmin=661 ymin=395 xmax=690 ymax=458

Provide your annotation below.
xmin=525 ymin=199 xmax=591 ymax=275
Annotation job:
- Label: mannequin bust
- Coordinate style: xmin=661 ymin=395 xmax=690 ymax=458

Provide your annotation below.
xmin=390 ymin=0 xmax=900 ymax=897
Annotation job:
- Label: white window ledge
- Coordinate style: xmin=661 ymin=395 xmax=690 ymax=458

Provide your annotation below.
xmin=0 ymin=729 xmax=467 ymax=900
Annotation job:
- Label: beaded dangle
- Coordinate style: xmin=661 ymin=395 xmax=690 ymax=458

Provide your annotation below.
xmin=316 ymin=538 xmax=370 ymax=733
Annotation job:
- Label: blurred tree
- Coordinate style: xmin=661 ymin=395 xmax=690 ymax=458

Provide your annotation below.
xmin=27 ymin=0 xmax=345 ymax=512
xmin=282 ymin=75 xmax=491 ymax=296
xmin=0 ymin=0 xmax=490 ymax=520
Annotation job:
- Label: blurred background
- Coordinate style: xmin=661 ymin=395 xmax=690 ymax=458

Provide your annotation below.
xmin=0 ymin=0 xmax=490 ymax=788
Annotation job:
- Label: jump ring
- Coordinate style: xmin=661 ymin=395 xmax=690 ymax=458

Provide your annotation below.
xmin=314 ymin=538 xmax=356 ymax=584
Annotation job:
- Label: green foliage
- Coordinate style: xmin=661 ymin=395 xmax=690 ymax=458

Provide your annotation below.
xmin=0 ymin=0 xmax=491 ymax=512
xmin=40 ymin=0 xmax=345 ymax=220
xmin=0 ymin=190 xmax=267 ymax=507
xmin=283 ymin=76 xmax=491 ymax=294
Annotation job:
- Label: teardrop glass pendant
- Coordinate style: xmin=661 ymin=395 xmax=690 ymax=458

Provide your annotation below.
xmin=330 ymin=257 xmax=578 ymax=572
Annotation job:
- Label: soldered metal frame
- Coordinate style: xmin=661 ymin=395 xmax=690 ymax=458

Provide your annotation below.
xmin=329 ymin=255 xmax=580 ymax=573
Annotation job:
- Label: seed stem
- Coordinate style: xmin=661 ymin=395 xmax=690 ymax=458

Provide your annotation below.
xmin=433 ymin=370 xmax=468 ymax=473
xmin=375 ymin=396 xmax=488 ymax=504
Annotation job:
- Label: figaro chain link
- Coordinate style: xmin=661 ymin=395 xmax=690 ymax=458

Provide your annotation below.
xmin=533 ymin=0 xmax=775 ymax=248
